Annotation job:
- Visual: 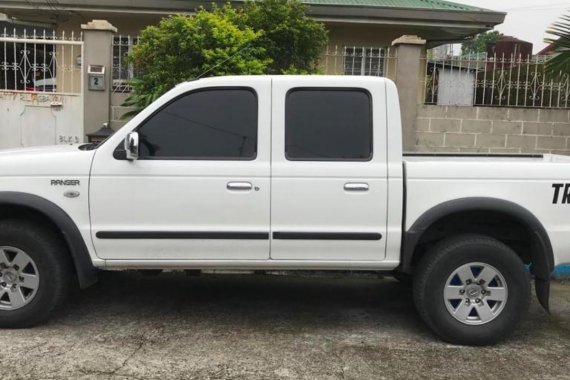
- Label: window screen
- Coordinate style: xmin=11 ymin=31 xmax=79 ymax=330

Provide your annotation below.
xmin=285 ymin=89 xmax=372 ymax=161
xmin=137 ymin=88 xmax=258 ymax=159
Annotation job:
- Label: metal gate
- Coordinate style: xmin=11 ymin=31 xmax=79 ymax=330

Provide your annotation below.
xmin=0 ymin=28 xmax=83 ymax=149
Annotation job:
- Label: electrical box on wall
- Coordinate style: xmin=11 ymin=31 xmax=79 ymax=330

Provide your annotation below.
xmin=87 ymin=65 xmax=106 ymax=91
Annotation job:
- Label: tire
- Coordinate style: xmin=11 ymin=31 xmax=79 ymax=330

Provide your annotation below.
xmin=413 ymin=234 xmax=530 ymax=346
xmin=0 ymin=220 xmax=73 ymax=328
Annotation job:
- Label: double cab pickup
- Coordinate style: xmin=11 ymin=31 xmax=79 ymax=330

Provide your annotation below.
xmin=0 ymin=76 xmax=567 ymax=345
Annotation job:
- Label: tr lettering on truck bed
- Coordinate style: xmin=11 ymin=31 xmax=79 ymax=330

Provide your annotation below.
xmin=0 ymin=76 xmax=567 ymax=346
xmin=551 ymin=183 xmax=570 ymax=204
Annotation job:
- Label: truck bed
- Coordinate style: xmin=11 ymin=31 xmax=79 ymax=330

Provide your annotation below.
xmin=403 ymin=152 xmax=570 ymax=267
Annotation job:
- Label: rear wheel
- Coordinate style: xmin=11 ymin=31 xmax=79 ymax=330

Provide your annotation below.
xmin=413 ymin=234 xmax=530 ymax=346
xmin=0 ymin=220 xmax=73 ymax=328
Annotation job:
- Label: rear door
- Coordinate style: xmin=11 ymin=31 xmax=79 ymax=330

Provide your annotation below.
xmin=270 ymin=77 xmax=388 ymax=261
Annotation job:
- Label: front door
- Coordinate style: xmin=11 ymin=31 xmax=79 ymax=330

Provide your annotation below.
xmin=270 ymin=77 xmax=388 ymax=261
xmin=89 ymin=77 xmax=271 ymax=261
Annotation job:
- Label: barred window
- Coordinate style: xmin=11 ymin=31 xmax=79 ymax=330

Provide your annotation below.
xmin=112 ymin=36 xmax=138 ymax=92
xmin=343 ymin=47 xmax=387 ymax=77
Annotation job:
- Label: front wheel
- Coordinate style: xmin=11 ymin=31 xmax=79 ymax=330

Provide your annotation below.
xmin=0 ymin=220 xmax=73 ymax=328
xmin=413 ymin=234 xmax=530 ymax=346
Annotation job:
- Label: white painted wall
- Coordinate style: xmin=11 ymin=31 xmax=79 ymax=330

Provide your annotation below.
xmin=0 ymin=92 xmax=83 ymax=149
xmin=437 ymin=68 xmax=475 ymax=107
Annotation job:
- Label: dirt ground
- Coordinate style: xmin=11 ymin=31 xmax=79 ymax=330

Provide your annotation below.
xmin=0 ymin=271 xmax=569 ymax=380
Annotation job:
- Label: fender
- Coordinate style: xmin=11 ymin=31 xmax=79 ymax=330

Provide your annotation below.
xmin=402 ymin=197 xmax=554 ymax=311
xmin=0 ymin=192 xmax=97 ymax=289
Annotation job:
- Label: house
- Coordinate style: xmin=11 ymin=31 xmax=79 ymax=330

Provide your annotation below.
xmin=487 ymin=36 xmax=533 ymax=61
xmin=0 ymin=0 xmax=506 ymax=146
xmin=537 ymin=43 xmax=557 ymax=57
xmin=1 ymin=0 xmax=505 ymax=78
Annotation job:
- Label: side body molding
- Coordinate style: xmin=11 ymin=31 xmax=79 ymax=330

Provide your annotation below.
xmin=0 ymin=192 xmax=97 ymax=289
xmin=402 ymin=197 xmax=554 ymax=311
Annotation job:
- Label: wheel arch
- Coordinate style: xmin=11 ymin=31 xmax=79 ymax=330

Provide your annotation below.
xmin=402 ymin=197 xmax=554 ymax=310
xmin=0 ymin=192 xmax=97 ymax=289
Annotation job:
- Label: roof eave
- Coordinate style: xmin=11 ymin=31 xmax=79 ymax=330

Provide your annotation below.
xmin=307 ymin=5 xmax=506 ymax=26
xmin=0 ymin=0 xmax=506 ymax=25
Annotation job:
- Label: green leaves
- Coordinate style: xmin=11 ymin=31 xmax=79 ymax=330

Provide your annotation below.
xmin=461 ymin=31 xmax=502 ymax=56
xmin=123 ymin=1 xmax=329 ymax=114
xmin=241 ymin=0 xmax=328 ymax=74
xmin=123 ymin=7 xmax=270 ymax=113
xmin=545 ymin=13 xmax=570 ymax=76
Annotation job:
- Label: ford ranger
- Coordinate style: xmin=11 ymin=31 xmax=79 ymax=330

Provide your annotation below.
xmin=0 ymin=76 xmax=566 ymax=346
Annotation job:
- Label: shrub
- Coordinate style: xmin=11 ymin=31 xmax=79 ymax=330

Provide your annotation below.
xmin=124 ymin=1 xmax=328 ymax=113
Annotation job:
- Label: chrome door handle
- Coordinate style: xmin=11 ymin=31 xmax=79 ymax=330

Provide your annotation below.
xmin=344 ymin=182 xmax=369 ymax=192
xmin=227 ymin=182 xmax=253 ymax=191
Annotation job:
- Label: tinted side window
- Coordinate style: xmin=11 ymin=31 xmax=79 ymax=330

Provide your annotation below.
xmin=285 ymin=89 xmax=372 ymax=161
xmin=137 ymin=88 xmax=257 ymax=159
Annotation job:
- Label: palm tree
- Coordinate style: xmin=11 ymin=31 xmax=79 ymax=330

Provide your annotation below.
xmin=545 ymin=12 xmax=570 ymax=75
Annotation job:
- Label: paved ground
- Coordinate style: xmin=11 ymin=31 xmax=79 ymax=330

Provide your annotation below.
xmin=1 ymin=271 xmax=569 ymax=380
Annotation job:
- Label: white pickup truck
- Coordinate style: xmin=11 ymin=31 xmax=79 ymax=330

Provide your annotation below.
xmin=0 ymin=76 xmax=567 ymax=345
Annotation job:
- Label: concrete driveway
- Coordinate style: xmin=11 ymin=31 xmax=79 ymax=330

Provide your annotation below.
xmin=0 ymin=271 xmax=569 ymax=380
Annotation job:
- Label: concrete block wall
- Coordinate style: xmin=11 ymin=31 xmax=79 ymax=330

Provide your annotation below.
xmin=110 ymin=93 xmax=136 ymax=130
xmin=414 ymin=105 xmax=570 ymax=155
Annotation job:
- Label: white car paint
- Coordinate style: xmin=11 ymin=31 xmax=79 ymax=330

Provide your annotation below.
xmin=0 ymin=75 xmax=568 ymax=273
xmin=90 ymin=77 xmax=272 ymax=261
xmin=0 ymin=144 xmax=101 ymax=266
xmin=270 ymin=76 xmax=388 ymax=261
xmin=404 ymin=154 xmax=570 ymax=266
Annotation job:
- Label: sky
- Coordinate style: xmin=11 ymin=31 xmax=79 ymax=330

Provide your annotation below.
xmin=457 ymin=0 xmax=569 ymax=53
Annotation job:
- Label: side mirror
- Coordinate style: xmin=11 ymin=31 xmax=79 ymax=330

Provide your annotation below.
xmin=124 ymin=132 xmax=139 ymax=161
